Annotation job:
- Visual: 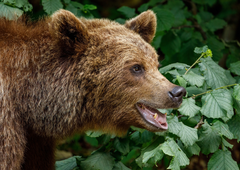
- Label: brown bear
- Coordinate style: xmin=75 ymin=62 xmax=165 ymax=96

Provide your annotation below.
xmin=0 ymin=9 xmax=186 ymax=170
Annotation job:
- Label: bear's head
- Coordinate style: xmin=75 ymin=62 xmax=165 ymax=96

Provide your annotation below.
xmin=49 ymin=10 xmax=186 ymax=136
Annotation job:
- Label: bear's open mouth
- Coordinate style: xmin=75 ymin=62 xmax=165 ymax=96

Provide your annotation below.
xmin=136 ymin=103 xmax=168 ymax=130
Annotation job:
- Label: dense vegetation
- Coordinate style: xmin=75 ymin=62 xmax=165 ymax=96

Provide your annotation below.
xmin=1 ymin=0 xmax=240 ymax=169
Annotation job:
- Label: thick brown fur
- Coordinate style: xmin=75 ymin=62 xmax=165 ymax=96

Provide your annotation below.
xmin=0 ymin=10 xmax=182 ymax=170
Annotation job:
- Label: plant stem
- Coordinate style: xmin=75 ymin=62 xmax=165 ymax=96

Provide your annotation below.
xmin=194 ymin=116 xmax=204 ymax=129
xmin=191 ymin=83 xmax=238 ymax=98
xmin=184 ymin=53 xmax=204 ymax=75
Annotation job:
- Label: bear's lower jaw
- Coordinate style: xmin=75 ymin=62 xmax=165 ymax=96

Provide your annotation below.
xmin=136 ymin=103 xmax=168 ymax=130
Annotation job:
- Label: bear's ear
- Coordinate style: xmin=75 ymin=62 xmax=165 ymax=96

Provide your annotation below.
xmin=50 ymin=9 xmax=89 ymax=55
xmin=125 ymin=10 xmax=156 ymax=43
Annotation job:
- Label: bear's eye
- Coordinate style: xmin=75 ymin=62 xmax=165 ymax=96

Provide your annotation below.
xmin=131 ymin=64 xmax=143 ymax=74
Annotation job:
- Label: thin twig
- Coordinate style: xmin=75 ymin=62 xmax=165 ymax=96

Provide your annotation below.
xmin=191 ymin=83 xmax=238 ymax=99
xmin=184 ymin=53 xmax=204 ymax=75
xmin=194 ymin=116 xmax=204 ymax=129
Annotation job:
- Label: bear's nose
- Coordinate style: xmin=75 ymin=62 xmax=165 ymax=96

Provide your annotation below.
xmin=168 ymin=86 xmax=186 ymax=103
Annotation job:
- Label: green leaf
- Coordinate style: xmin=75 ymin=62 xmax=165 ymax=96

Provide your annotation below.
xmin=136 ymin=137 xmax=163 ymax=168
xmin=183 ymin=71 xmax=205 ymax=87
xmin=80 ymin=152 xmax=114 ymax=170
xmin=205 ymin=18 xmax=227 ymax=32
xmin=142 ymin=145 xmax=164 ymax=164
xmin=138 ymin=3 xmax=149 ymax=13
xmin=179 ymin=39 xmax=202 ymax=65
xmin=84 ymin=4 xmax=97 ymax=10
xmin=194 ymin=45 xmax=208 ymax=54
xmin=176 ymin=76 xmax=187 ymax=88
xmin=117 ymin=6 xmax=135 ymax=18
xmin=167 ymin=116 xmax=182 ymax=136
xmin=200 ymin=89 xmax=234 ymax=121
xmin=178 ymin=98 xmax=201 ymax=118
xmin=233 ymin=84 xmax=240 ymax=101
xmin=208 ymin=150 xmax=238 ymax=170
xmin=55 ymin=156 xmax=81 ymax=170
xmin=85 ymin=131 xmax=103 ymax=137
xmin=70 ymin=1 xmax=83 ymax=9
xmin=178 ymin=122 xmax=198 ymax=146
xmin=112 ymin=161 xmax=131 ymax=170
xmin=213 ymin=120 xmax=234 ymax=139
xmin=228 ymin=114 xmax=240 ymax=142
xmin=185 ymin=143 xmax=201 ymax=156
xmin=230 ymin=61 xmax=240 ymax=75
xmin=167 ymin=116 xmax=198 ymax=146
xmin=65 ymin=3 xmax=78 ymax=15
xmin=222 ymin=137 xmax=233 ymax=149
xmin=153 ymin=8 xmax=175 ymax=32
xmin=161 ymin=138 xmax=189 ymax=167
xmin=207 ymin=37 xmax=225 ymax=61
xmin=197 ymin=121 xmax=221 ymax=155
xmin=186 ymin=86 xmax=205 ymax=97
xmin=160 ymin=31 xmax=181 ymax=57
xmin=42 ymin=0 xmax=63 ymax=14
xmin=199 ymin=57 xmax=229 ymax=89
xmin=0 ymin=3 xmax=23 ymax=20
xmin=113 ymin=138 xmax=130 ymax=155
xmin=159 ymin=63 xmax=189 ymax=74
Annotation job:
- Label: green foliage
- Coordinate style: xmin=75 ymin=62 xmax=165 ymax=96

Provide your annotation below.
xmin=0 ymin=0 xmax=97 ymax=19
xmin=2 ymin=0 xmax=240 ymax=169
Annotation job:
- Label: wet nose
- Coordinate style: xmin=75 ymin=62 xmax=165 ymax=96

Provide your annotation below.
xmin=168 ymin=86 xmax=186 ymax=103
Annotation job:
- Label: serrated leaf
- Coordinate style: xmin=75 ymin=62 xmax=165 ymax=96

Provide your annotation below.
xmin=222 ymin=137 xmax=233 ymax=149
xmin=233 ymin=84 xmax=240 ymax=101
xmin=213 ymin=120 xmax=234 ymax=139
xmin=80 ymin=152 xmax=114 ymax=170
xmin=183 ymin=71 xmax=205 ymax=87
xmin=168 ymin=157 xmax=180 ymax=170
xmin=205 ymin=18 xmax=227 ymax=32
xmin=0 ymin=3 xmax=23 ymax=20
xmin=160 ymin=63 xmax=190 ymax=74
xmin=185 ymin=143 xmax=201 ymax=156
xmin=55 ymin=156 xmax=81 ymax=170
xmin=113 ymin=161 xmax=131 ymax=170
xmin=160 ymin=31 xmax=181 ymax=57
xmin=197 ymin=121 xmax=221 ymax=155
xmin=167 ymin=69 xmax=180 ymax=77
xmin=153 ymin=8 xmax=175 ymax=32
xmin=161 ymin=138 xmax=189 ymax=167
xmin=199 ymin=57 xmax=229 ymax=89
xmin=178 ymin=98 xmax=201 ymax=118
xmin=200 ymin=89 xmax=234 ymax=121
xmin=167 ymin=116 xmax=198 ymax=146
xmin=167 ymin=116 xmax=182 ymax=136
xmin=178 ymin=122 xmax=198 ymax=146
xmin=117 ymin=6 xmax=135 ymax=18
xmin=113 ymin=138 xmax=129 ymax=155
xmin=176 ymin=76 xmax=187 ymax=88
xmin=230 ymin=61 xmax=240 ymax=75
xmin=208 ymin=150 xmax=238 ymax=170
xmin=194 ymin=45 xmax=208 ymax=54
xmin=228 ymin=114 xmax=240 ymax=142
xmin=142 ymin=145 xmax=164 ymax=164
xmin=136 ymin=137 xmax=163 ymax=168
xmin=42 ymin=0 xmax=63 ymax=14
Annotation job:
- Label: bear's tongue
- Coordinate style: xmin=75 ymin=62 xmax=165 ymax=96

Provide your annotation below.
xmin=136 ymin=103 xmax=168 ymax=130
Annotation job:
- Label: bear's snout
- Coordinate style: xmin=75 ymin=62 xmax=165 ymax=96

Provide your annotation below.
xmin=168 ymin=86 xmax=186 ymax=104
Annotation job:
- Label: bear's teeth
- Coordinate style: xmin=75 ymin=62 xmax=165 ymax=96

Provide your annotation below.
xmin=154 ymin=113 xmax=157 ymax=119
